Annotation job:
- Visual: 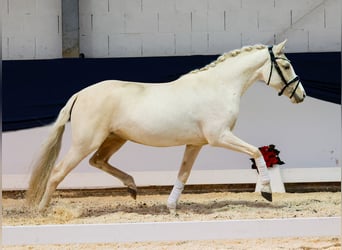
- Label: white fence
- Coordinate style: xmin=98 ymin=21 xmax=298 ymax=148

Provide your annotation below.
xmin=3 ymin=217 xmax=341 ymax=245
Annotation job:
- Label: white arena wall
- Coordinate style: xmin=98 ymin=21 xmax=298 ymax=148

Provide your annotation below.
xmin=2 ymin=0 xmax=341 ymax=189
xmin=1 ymin=0 xmax=341 ymax=59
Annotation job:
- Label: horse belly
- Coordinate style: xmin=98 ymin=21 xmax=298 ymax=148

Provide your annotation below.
xmin=112 ymin=112 xmax=207 ymax=147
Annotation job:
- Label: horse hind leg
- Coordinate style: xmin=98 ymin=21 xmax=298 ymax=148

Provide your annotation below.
xmin=89 ymin=133 xmax=137 ymax=199
xmin=38 ymin=144 xmax=96 ymax=211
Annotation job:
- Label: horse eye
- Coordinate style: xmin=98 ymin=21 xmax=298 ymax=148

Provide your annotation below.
xmin=284 ymin=65 xmax=290 ymax=70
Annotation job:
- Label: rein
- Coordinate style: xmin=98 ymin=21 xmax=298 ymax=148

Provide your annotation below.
xmin=267 ymin=46 xmax=300 ymax=98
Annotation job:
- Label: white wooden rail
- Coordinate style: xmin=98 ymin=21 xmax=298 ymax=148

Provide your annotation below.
xmin=3 ymin=217 xmax=341 ymax=246
xmin=3 ymin=167 xmax=340 ymax=190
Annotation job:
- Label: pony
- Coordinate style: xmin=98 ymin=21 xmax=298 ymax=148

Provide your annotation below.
xmin=26 ymin=40 xmax=306 ymax=212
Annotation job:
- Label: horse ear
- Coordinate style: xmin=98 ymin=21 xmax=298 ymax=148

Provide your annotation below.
xmin=275 ymin=40 xmax=287 ymax=54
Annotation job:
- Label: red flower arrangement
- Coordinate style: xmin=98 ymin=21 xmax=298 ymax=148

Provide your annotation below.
xmin=251 ymin=144 xmax=285 ymax=171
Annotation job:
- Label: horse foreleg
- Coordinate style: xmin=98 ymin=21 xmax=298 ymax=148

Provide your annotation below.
xmin=167 ymin=145 xmax=202 ymax=211
xmin=209 ymin=130 xmax=272 ymax=202
xmin=89 ymin=134 xmax=137 ymax=199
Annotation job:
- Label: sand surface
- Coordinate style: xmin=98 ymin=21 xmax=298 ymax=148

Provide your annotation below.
xmin=3 ymin=191 xmax=340 ymax=225
xmin=3 ymin=190 xmax=341 ymax=249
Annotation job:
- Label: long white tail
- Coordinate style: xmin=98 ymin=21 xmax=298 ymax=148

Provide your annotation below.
xmin=26 ymin=93 xmax=78 ymax=205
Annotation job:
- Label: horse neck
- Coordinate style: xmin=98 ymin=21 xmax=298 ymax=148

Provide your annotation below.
xmin=204 ymin=49 xmax=268 ymax=96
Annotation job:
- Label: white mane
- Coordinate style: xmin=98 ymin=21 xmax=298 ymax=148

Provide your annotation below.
xmin=189 ymin=44 xmax=267 ymax=74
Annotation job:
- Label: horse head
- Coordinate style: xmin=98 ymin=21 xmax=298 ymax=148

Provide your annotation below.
xmin=263 ymin=40 xmax=306 ymax=103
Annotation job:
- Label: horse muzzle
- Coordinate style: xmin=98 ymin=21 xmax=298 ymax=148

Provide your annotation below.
xmin=292 ymin=88 xmax=306 ymax=103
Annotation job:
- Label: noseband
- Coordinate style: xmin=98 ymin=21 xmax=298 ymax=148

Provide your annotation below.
xmin=267 ymin=46 xmax=300 ymax=98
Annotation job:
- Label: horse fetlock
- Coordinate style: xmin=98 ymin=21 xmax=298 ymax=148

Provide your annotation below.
xmin=167 ymin=179 xmax=184 ymax=211
xmin=38 ymin=200 xmax=49 ymax=213
xmin=124 ymin=175 xmax=136 ymax=187
xmin=128 ymin=186 xmax=137 ymax=200
xmin=167 ymin=192 xmax=179 ymax=210
xmin=252 ymin=148 xmax=262 ymax=159
xmin=125 ymin=175 xmax=137 ymax=199
xmin=261 ymin=183 xmax=272 ymax=193
xmin=167 ymin=200 xmax=177 ymax=210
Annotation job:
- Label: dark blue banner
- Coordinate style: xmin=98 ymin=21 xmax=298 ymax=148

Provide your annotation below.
xmin=3 ymin=52 xmax=340 ymax=131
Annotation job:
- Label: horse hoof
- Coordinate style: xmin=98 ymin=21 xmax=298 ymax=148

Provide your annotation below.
xmin=261 ymin=192 xmax=273 ymax=202
xmin=128 ymin=188 xmax=137 ymax=200
xmin=168 ymin=208 xmax=179 ymax=216
xmin=167 ymin=202 xmax=179 ymax=216
xmin=38 ymin=204 xmax=48 ymax=214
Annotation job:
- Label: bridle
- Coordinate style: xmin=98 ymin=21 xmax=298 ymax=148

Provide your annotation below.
xmin=267 ymin=46 xmax=300 ymax=98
